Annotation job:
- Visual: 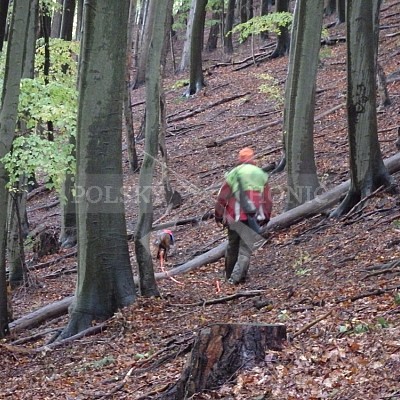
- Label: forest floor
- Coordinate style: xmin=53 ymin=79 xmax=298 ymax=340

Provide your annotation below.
xmin=2 ymin=3 xmax=400 ymax=399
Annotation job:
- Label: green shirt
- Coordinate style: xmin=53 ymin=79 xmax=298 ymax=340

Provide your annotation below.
xmin=225 ymin=163 xmax=269 ymax=194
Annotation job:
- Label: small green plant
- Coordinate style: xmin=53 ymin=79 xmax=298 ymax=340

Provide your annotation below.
xmin=258 ymin=73 xmax=284 ymax=107
xmin=170 ymin=79 xmax=189 ymax=90
xmin=376 ymin=317 xmax=390 ymax=329
xmin=354 ymin=323 xmax=369 ymax=334
xmin=392 ymin=220 xmax=400 ymax=229
xmin=319 ymin=46 xmax=333 ymax=60
xmin=230 ymin=12 xmax=293 ymax=43
xmin=292 ymin=251 xmax=312 ymax=276
xmin=278 ymin=309 xmax=290 ymax=321
xmin=79 ymin=356 xmax=115 ymax=371
xmin=394 ymin=292 xmax=400 ymax=305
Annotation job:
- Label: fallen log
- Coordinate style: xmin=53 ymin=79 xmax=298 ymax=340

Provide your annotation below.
xmin=9 ymin=296 xmax=73 ymax=333
xmin=158 ymin=323 xmax=286 ymax=400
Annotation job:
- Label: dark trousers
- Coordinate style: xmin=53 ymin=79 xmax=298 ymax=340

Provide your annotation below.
xmin=225 ymin=220 xmax=264 ymax=283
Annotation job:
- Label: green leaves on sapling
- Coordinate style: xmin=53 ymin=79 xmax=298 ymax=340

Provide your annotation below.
xmin=230 ymin=12 xmax=293 ymax=43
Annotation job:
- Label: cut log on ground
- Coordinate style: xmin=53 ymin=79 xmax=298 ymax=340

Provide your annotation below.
xmin=158 ymin=323 xmax=286 ymax=400
xmin=9 ymin=296 xmax=73 ymax=333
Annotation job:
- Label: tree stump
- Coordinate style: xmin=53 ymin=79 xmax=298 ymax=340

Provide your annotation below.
xmin=29 ymin=224 xmax=60 ymax=261
xmin=160 ymin=323 xmax=286 ymax=400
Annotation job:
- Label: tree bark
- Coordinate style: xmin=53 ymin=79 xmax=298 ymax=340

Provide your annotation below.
xmin=124 ymin=0 xmax=139 ymax=173
xmin=50 ymin=0 xmax=63 ymax=38
xmin=60 ymin=0 xmax=76 ymax=41
xmin=285 ymin=0 xmax=324 ymax=210
xmin=331 ymin=0 xmax=392 ymax=217
xmin=270 ymin=0 xmax=290 ymax=58
xmin=135 ymin=0 xmax=171 ymax=297
xmin=134 ymin=0 xmax=155 ymax=87
xmin=0 ymin=0 xmax=10 ymax=52
xmin=224 ymin=0 xmax=235 ymax=54
xmin=186 ymin=0 xmax=207 ymax=96
xmin=179 ymin=0 xmax=196 ymax=72
xmin=61 ymin=0 xmax=135 ymax=339
xmin=160 ymin=323 xmax=286 ymax=399
xmin=0 ymin=0 xmax=32 ymax=338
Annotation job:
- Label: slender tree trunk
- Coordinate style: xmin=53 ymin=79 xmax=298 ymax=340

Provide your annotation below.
xmin=179 ymin=0 xmax=195 ymax=72
xmin=224 ymin=0 xmax=235 ymax=54
xmin=50 ymin=0 xmax=63 ymax=38
xmin=260 ymin=0 xmax=269 ymax=40
xmin=324 ymin=0 xmax=336 ymax=16
xmin=186 ymin=0 xmax=207 ymax=96
xmin=135 ymin=1 xmax=172 ymax=297
xmin=59 ymin=171 xmax=77 ymax=248
xmin=0 ymin=0 xmax=32 ymax=338
xmin=0 ymin=0 xmax=10 ymax=52
xmin=206 ymin=3 xmax=221 ymax=52
xmin=124 ymin=0 xmax=139 ymax=173
xmin=285 ymin=0 xmax=324 ymax=210
xmin=336 ymin=0 xmax=345 ymax=24
xmin=75 ymin=0 xmax=84 ymax=41
xmin=134 ymin=0 xmax=155 ymax=87
xmin=331 ymin=0 xmax=392 ymax=217
xmin=60 ymin=0 xmax=76 ymax=41
xmin=270 ymin=0 xmax=290 ymax=58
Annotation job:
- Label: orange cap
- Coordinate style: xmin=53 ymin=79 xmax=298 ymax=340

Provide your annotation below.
xmin=238 ymin=147 xmax=254 ymax=163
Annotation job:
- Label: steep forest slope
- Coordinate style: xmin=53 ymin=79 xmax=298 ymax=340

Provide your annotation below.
xmin=2 ymin=2 xmax=400 ymax=399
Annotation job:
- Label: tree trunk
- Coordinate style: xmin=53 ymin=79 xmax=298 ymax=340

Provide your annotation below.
xmin=186 ymin=0 xmax=207 ymax=96
xmin=331 ymin=0 xmax=392 ymax=217
xmin=161 ymin=323 xmax=286 ymax=399
xmin=61 ymin=0 xmax=135 ymax=338
xmin=224 ymin=0 xmax=235 ymax=54
xmin=50 ymin=0 xmax=63 ymax=38
xmin=135 ymin=0 xmax=172 ymax=297
xmin=60 ymin=0 xmax=76 ymax=41
xmin=336 ymin=0 xmax=345 ymax=24
xmin=285 ymin=0 xmax=323 ymax=210
xmin=270 ymin=0 xmax=290 ymax=58
xmin=59 ymin=172 xmax=77 ymax=248
xmin=159 ymin=91 xmax=182 ymax=209
xmin=134 ymin=0 xmax=155 ymax=87
xmin=124 ymin=0 xmax=139 ymax=173
xmin=179 ymin=0 xmax=196 ymax=72
xmin=0 ymin=0 xmax=10 ymax=52
xmin=206 ymin=9 xmax=221 ymax=52
xmin=75 ymin=0 xmax=83 ymax=41
xmin=0 ymin=0 xmax=32 ymax=338
xmin=260 ymin=0 xmax=269 ymax=40
xmin=324 ymin=0 xmax=336 ymax=16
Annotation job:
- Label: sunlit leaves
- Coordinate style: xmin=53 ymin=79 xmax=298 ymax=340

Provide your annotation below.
xmin=230 ymin=12 xmax=293 ymax=43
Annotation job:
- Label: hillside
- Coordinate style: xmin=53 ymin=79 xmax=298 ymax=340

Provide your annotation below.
xmin=2 ymin=3 xmax=400 ymax=399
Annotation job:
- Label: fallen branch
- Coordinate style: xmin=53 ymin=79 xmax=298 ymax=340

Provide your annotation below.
xmin=169 ymin=290 xmax=265 ymax=307
xmin=167 ymin=92 xmax=249 ymax=123
xmin=292 ymin=310 xmax=333 ymax=339
xmin=335 ymin=284 xmax=400 ymax=303
xmin=35 ymin=322 xmax=107 ymax=351
xmin=207 ymin=102 xmax=345 ymax=148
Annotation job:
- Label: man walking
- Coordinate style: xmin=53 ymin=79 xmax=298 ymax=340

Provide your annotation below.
xmin=215 ymin=147 xmax=272 ymax=284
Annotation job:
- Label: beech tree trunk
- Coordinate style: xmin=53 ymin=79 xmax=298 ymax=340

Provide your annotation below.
xmin=161 ymin=323 xmax=286 ymax=399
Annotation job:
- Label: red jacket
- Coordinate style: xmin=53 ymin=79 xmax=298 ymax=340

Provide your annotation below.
xmin=215 ymin=163 xmax=272 ymax=226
